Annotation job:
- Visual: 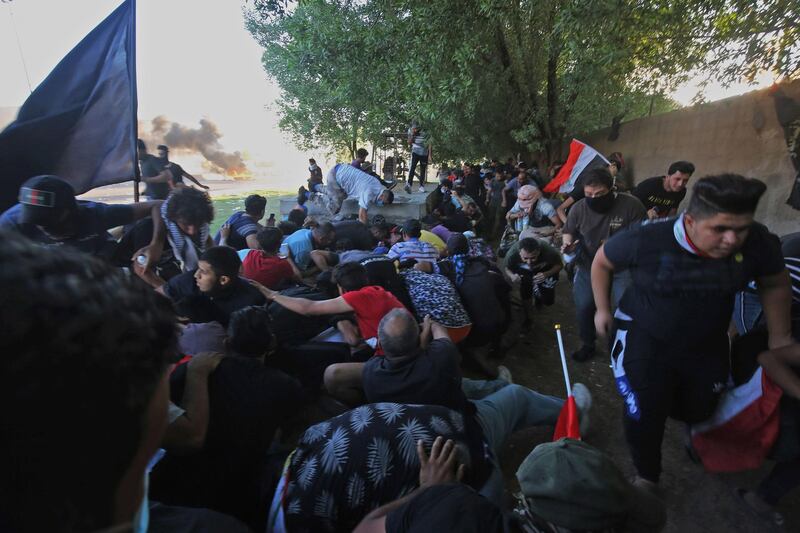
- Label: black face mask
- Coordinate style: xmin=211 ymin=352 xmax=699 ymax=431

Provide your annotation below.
xmin=586 ymin=192 xmax=615 ymax=213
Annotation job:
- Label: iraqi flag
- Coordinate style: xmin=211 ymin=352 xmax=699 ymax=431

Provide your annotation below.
xmin=690 ymin=367 xmax=782 ymax=473
xmin=553 ymin=396 xmax=580 ymax=440
xmin=552 ymin=324 xmax=581 ymax=440
xmin=0 ymin=0 xmax=138 ymax=211
xmin=543 ymin=139 xmax=609 ymax=194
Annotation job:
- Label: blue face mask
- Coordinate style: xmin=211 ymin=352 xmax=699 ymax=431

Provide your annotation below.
xmin=375 ymin=199 xmax=385 ymax=207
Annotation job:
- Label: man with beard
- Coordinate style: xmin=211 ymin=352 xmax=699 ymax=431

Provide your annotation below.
xmin=562 ymin=168 xmax=646 ymax=362
xmin=592 ymin=174 xmax=794 ymax=492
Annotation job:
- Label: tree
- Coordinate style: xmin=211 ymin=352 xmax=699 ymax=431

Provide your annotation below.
xmin=245 ymin=0 xmax=798 ymax=163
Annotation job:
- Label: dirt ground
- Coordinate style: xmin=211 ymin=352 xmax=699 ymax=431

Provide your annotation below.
xmin=492 ymin=281 xmax=799 ymax=532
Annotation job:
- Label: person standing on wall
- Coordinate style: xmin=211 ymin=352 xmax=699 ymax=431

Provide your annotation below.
xmin=406 ymin=121 xmax=432 ymax=194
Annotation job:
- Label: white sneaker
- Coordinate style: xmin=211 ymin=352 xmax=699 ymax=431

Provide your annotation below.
xmin=497 ymin=365 xmax=513 ymax=384
xmin=418 ymin=186 xmax=426 ymax=193
xmin=572 ymin=382 xmax=592 ymax=437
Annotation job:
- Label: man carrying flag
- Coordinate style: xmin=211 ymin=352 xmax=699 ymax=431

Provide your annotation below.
xmin=0 ymin=0 xmax=138 ymax=211
xmin=591 ymin=174 xmax=795 ymax=492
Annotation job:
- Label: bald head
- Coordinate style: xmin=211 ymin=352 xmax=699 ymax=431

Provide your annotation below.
xmin=378 ymin=309 xmax=420 ymax=357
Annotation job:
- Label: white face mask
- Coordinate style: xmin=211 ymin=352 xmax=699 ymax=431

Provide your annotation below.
xmin=309 ymin=164 xmax=318 ymax=171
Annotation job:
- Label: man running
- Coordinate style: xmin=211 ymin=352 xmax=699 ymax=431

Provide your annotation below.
xmin=592 ymin=174 xmax=795 ymax=491
xmin=632 ymin=161 xmax=695 ymax=219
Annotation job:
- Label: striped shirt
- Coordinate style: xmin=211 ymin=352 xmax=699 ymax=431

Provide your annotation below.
xmin=386 ymin=238 xmax=439 ymax=263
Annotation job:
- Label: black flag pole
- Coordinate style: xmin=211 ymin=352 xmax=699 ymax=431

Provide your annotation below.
xmin=130 ymin=0 xmax=140 ymax=202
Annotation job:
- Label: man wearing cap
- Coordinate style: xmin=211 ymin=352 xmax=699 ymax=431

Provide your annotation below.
xmin=514 ymin=439 xmax=666 ymax=531
xmin=592 ymin=174 xmax=794 ymax=490
xmin=386 ymin=219 xmax=439 ymax=266
xmin=156 ymin=144 xmax=210 ymax=191
xmin=0 ymin=175 xmax=165 ymax=261
xmin=323 ymin=163 xmax=394 ymax=224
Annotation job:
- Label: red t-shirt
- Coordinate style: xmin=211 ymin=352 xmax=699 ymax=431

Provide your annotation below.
xmin=341 ymin=285 xmax=406 ymax=340
xmin=241 ymin=250 xmax=295 ymax=289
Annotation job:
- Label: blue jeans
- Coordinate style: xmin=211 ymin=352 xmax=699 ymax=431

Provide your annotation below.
xmin=573 ymin=266 xmax=631 ymax=347
xmin=468 ymin=383 xmax=564 ymax=506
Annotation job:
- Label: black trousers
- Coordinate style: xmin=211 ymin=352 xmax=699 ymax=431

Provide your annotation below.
xmin=612 ymin=317 xmax=729 ymax=482
xmin=408 ymin=152 xmax=428 ymax=186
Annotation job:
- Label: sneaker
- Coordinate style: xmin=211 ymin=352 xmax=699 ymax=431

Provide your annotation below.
xmin=497 ymin=365 xmax=513 ymax=384
xmin=572 ymin=382 xmax=592 ymax=436
xmin=404 ymin=183 xmax=412 ymax=194
xmin=571 ymin=344 xmax=596 ymax=362
xmin=418 ymin=185 xmax=426 ymax=193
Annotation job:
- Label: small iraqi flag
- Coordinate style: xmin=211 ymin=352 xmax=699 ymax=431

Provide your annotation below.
xmin=543 ymin=139 xmax=609 ymax=194
xmin=552 ymin=324 xmax=581 ymax=441
xmin=553 ymin=396 xmax=580 ymax=440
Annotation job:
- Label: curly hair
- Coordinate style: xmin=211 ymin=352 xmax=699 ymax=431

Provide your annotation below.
xmin=0 ymin=231 xmax=178 ymax=532
xmin=166 ymin=187 xmax=214 ymax=227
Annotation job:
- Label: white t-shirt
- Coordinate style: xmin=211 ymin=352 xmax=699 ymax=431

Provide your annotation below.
xmin=408 ymin=127 xmax=428 ymax=156
xmin=335 ymin=164 xmax=386 ymax=210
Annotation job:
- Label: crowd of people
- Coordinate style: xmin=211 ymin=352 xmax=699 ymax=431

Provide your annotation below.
xmin=1 ymin=143 xmax=799 ymax=533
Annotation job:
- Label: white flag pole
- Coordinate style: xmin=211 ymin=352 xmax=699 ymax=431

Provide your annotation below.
xmin=555 ymin=324 xmax=572 ymax=397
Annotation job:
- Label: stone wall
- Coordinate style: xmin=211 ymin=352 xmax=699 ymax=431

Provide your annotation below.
xmin=579 ymin=80 xmax=799 ymax=236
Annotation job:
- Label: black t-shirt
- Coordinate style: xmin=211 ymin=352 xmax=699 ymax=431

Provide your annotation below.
xmin=157 ymin=356 xmax=304 ymax=524
xmin=167 ymin=162 xmax=185 ymax=184
xmin=164 ymin=272 xmax=266 ymax=326
xmin=386 ymin=484 xmax=504 ymax=533
xmin=333 ymin=220 xmax=377 ymax=250
xmin=437 ymin=259 xmax=510 ymax=330
xmin=464 ymin=172 xmax=483 ymax=202
xmin=632 ymin=176 xmax=687 ymax=214
xmin=604 ymin=217 xmax=785 ymax=344
xmin=442 ymin=210 xmax=472 ymax=232
xmin=363 ymin=338 xmax=475 ymax=416
xmin=140 ymin=154 xmax=168 ymax=199
xmin=504 ymin=240 xmax=562 ymax=276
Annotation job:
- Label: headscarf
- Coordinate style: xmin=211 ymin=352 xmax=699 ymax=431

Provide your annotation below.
xmin=161 ymin=194 xmax=210 ymax=272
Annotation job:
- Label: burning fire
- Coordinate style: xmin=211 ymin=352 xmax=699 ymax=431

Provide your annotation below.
xmin=225 ymin=165 xmax=253 ymax=180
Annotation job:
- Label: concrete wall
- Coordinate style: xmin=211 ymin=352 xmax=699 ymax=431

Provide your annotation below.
xmin=580 ymin=80 xmax=800 ymax=236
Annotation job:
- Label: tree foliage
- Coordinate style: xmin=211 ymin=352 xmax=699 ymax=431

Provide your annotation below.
xmin=245 ymin=0 xmax=799 ymax=163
